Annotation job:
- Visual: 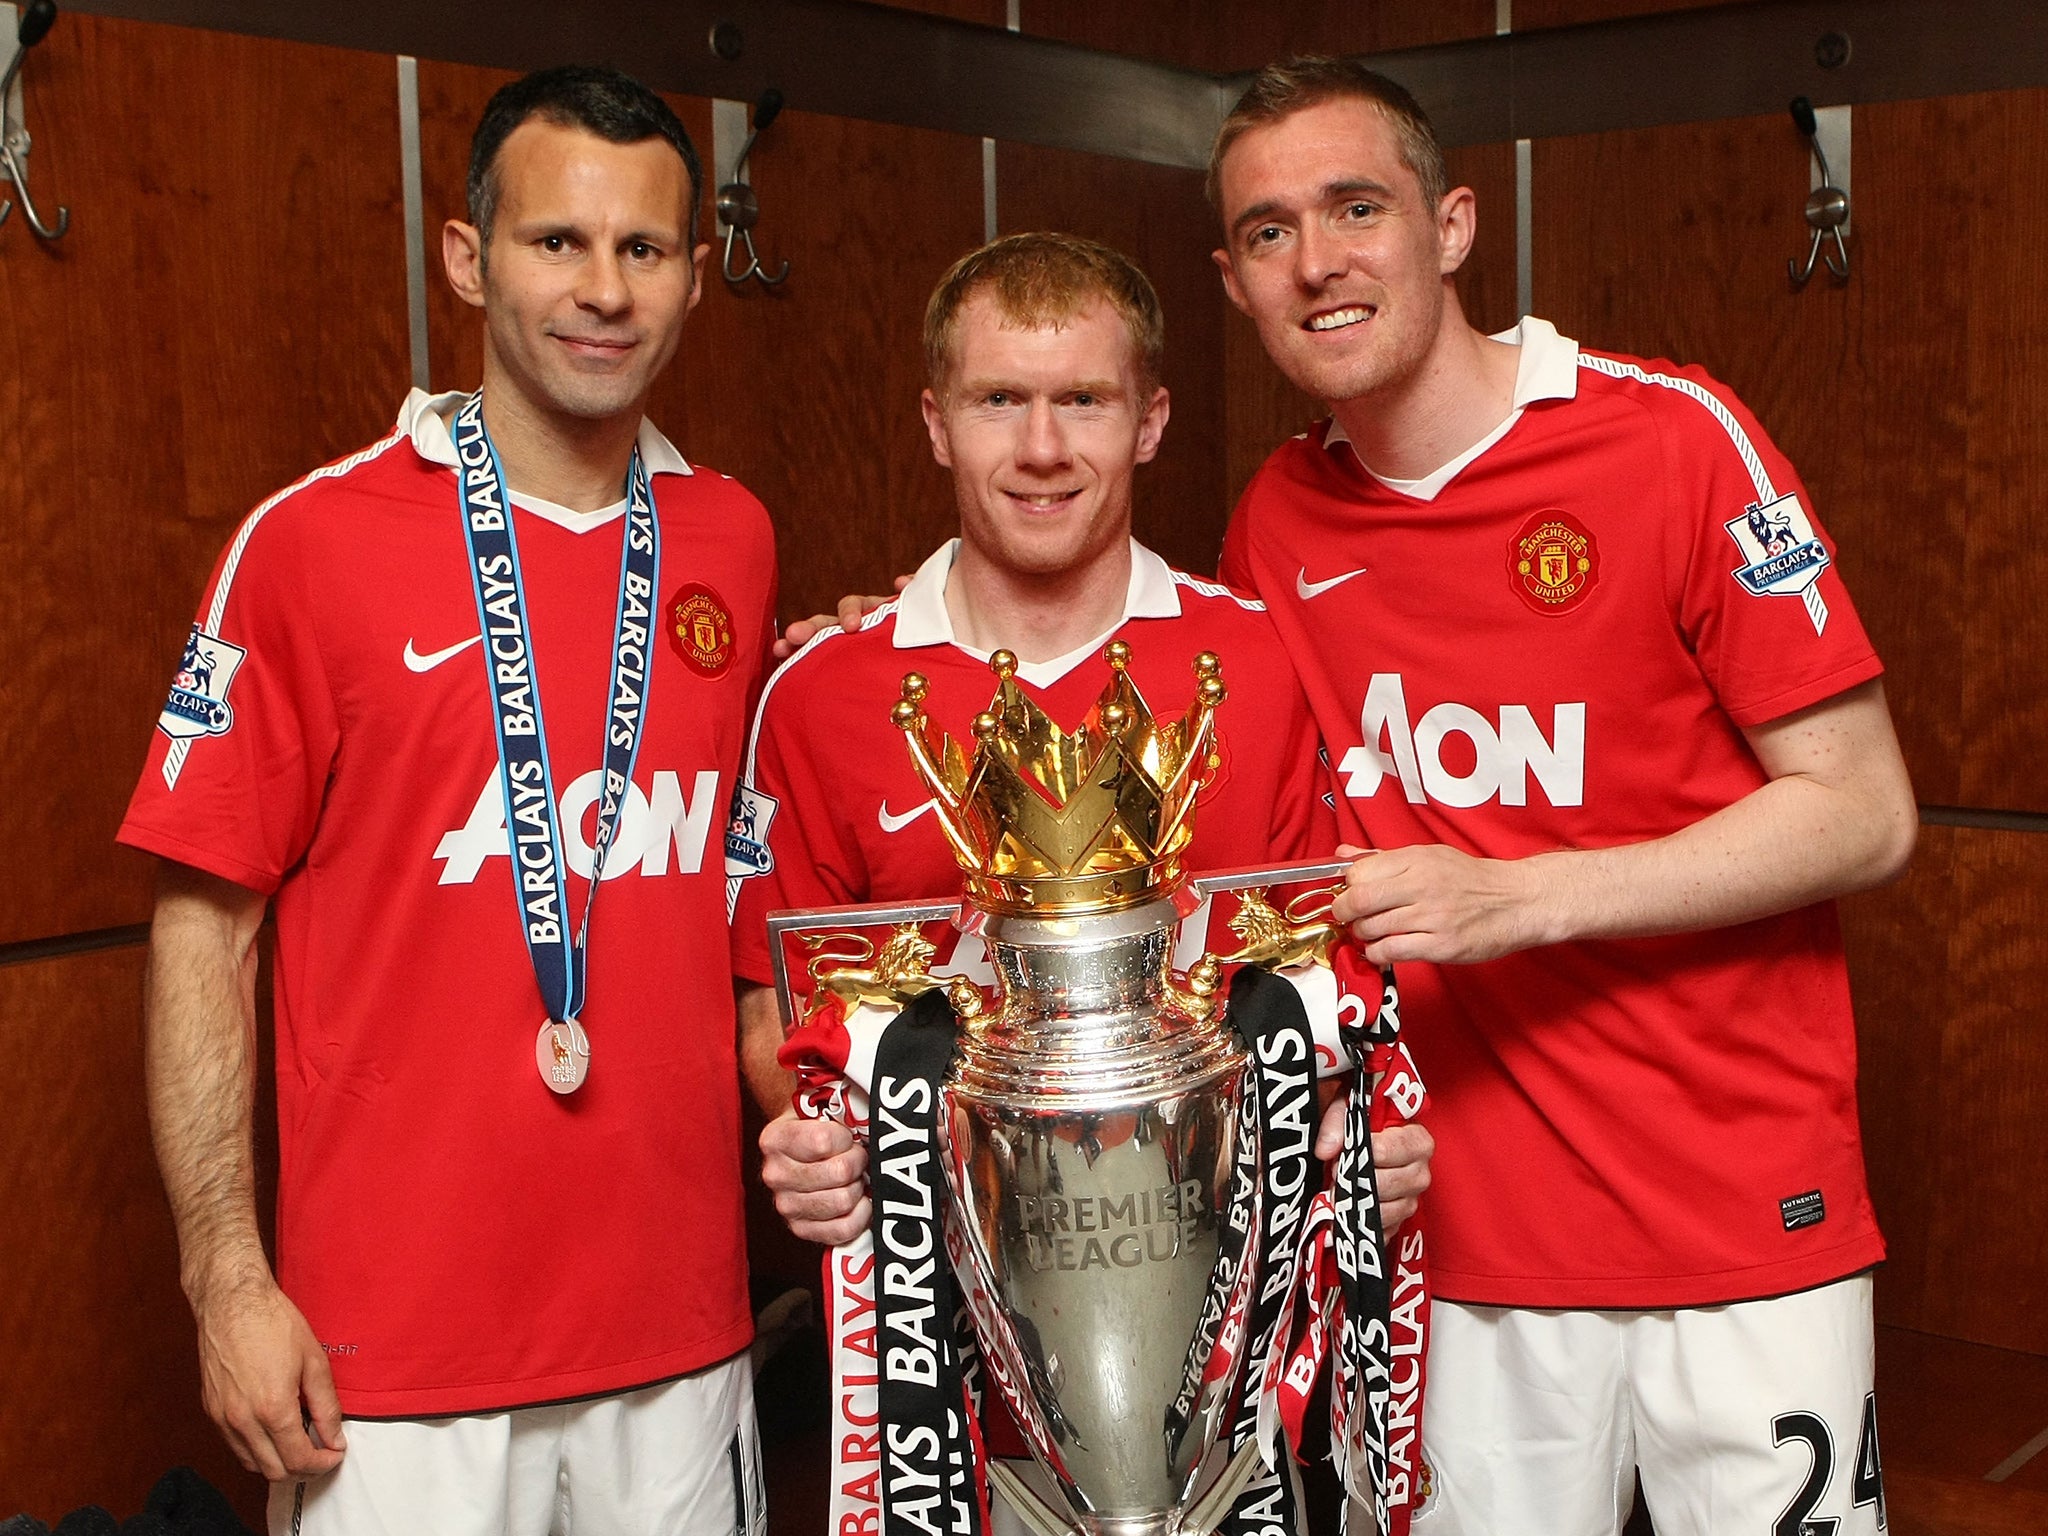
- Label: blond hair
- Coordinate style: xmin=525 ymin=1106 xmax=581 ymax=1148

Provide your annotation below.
xmin=924 ymin=232 xmax=1164 ymax=397
xmin=1206 ymin=56 xmax=1450 ymax=218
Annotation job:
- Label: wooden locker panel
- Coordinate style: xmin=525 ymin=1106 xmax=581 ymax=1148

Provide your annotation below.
xmin=677 ymin=105 xmax=984 ymax=621
xmin=991 ymin=144 xmax=1229 ymax=576
xmin=0 ymin=944 xmax=269 ymax=1528
xmin=1529 ymin=105 xmax=1970 ymax=808
xmin=1840 ymin=826 xmax=1958 ymax=1331
xmin=415 ymin=58 xmax=514 ymax=404
xmin=1956 ymin=89 xmax=2048 ymax=815
xmin=1448 ymin=139 xmax=1523 ymax=339
xmin=1921 ymin=828 xmax=2048 ymax=1353
xmin=0 ymin=15 xmax=409 ymax=947
xmin=1021 ymin=0 xmax=1495 ymax=72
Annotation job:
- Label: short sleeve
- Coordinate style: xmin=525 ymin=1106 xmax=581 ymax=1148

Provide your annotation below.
xmin=1665 ymin=373 xmax=1883 ymax=728
xmin=728 ymin=664 xmax=869 ymax=985
xmin=118 ymin=504 xmax=340 ymax=894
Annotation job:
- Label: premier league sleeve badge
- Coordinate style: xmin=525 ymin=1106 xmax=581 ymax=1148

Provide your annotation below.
xmin=157 ymin=624 xmax=247 ymax=742
xmin=725 ymin=781 xmax=779 ymax=878
xmin=1725 ymin=492 xmax=1831 ymax=635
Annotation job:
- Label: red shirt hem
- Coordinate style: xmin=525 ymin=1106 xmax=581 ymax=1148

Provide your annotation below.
xmin=1428 ymin=1230 xmax=1885 ymax=1311
xmin=333 ymin=1315 xmax=756 ymax=1420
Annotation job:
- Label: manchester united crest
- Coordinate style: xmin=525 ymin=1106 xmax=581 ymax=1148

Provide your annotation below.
xmin=668 ymin=583 xmax=735 ymax=676
xmin=1508 ymin=510 xmax=1599 ymax=616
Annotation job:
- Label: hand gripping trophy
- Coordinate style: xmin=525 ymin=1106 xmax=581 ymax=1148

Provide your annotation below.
xmin=768 ymin=643 xmax=1429 ymax=1536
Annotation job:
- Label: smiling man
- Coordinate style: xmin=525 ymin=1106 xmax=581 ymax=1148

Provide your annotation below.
xmin=728 ymin=230 xmax=1434 ymax=1233
xmin=121 ymin=67 xmax=775 ymax=1535
xmin=727 ymin=231 xmax=1432 ymax=1530
xmin=1209 ymin=56 xmax=1917 ymax=1536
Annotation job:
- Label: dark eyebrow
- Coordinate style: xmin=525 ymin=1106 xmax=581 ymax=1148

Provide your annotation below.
xmin=1229 ymin=177 xmax=1401 ymax=240
xmin=509 ymin=219 xmax=682 ymax=248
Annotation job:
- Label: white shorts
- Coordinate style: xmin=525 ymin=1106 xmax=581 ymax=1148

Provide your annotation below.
xmin=271 ymin=1353 xmax=764 ymax=1536
xmin=1411 ymin=1273 xmax=1883 ymax=1536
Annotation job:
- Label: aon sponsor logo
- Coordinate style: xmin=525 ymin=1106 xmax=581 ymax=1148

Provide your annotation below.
xmin=435 ymin=768 xmax=722 ymax=884
xmin=1339 ymin=673 xmax=1584 ymax=809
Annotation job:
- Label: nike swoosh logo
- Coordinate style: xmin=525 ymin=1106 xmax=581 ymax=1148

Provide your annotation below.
xmin=403 ymin=635 xmax=483 ymax=673
xmin=878 ymin=799 xmax=936 ymax=834
xmin=1296 ymin=565 xmax=1369 ymax=600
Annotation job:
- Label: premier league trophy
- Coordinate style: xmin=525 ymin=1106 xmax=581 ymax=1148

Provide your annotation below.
xmin=766 ymin=642 xmax=1411 ymax=1536
xmin=888 ymin=642 xmax=1271 ymax=1536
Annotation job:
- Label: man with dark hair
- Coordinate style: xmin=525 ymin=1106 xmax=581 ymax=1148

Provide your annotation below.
xmin=467 ymin=64 xmax=705 ymax=251
xmin=124 ymin=64 xmax=774 ymax=1535
xmin=1208 ymin=53 xmax=1915 ymax=1536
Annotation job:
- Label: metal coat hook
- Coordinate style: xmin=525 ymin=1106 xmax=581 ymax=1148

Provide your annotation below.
xmin=0 ymin=0 xmax=68 ymax=240
xmin=717 ymin=88 xmax=789 ymax=287
xmin=1787 ymin=96 xmax=1846 ymax=288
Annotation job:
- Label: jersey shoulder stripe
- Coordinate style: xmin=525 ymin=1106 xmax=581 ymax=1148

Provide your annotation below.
xmin=160 ymin=430 xmax=411 ymax=792
xmin=1168 ymin=569 xmax=1266 ymax=613
xmin=726 ymin=599 xmax=903 ymax=917
xmin=202 ymin=429 xmax=411 ymax=634
xmin=1574 ymin=352 xmax=1779 ymax=506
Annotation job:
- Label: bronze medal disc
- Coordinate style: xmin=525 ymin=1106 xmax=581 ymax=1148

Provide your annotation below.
xmin=536 ymin=1016 xmax=591 ymax=1094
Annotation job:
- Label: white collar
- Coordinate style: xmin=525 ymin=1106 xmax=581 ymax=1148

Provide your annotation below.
xmin=890 ymin=537 xmax=1182 ymax=687
xmin=396 ymin=388 xmax=693 ymax=533
xmin=1324 ymin=316 xmax=1580 ymax=501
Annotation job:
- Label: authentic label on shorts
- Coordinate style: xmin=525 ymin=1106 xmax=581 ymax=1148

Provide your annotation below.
xmin=1507 ymin=509 xmax=1599 ymax=616
xmin=1780 ymin=1190 xmax=1827 ymax=1232
xmin=668 ymin=583 xmax=735 ymax=676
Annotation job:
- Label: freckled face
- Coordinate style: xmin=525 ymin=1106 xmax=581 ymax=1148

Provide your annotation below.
xmin=922 ymin=295 xmax=1169 ymax=579
xmin=1213 ymin=98 xmax=1456 ymax=406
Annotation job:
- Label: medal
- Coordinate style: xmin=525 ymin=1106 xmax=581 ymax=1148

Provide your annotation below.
xmin=452 ymin=391 xmax=661 ymax=1095
xmin=537 ymin=1017 xmax=592 ymax=1095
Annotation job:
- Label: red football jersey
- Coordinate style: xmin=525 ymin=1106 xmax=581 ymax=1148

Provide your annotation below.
xmin=727 ymin=540 xmax=1335 ymax=984
xmin=1221 ymin=320 xmax=1886 ymax=1309
xmin=121 ymin=392 xmax=776 ymax=1416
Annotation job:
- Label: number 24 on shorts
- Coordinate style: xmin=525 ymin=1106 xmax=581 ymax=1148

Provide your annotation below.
xmin=1773 ymin=1391 xmax=1885 ymax=1536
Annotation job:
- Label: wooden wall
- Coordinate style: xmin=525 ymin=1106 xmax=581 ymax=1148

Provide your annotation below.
xmin=0 ymin=13 xmax=406 ymax=1524
xmin=4 ymin=0 xmax=2045 ymax=1524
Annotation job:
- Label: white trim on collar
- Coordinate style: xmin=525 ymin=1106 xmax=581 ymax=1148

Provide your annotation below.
xmin=891 ymin=537 xmax=1183 ymax=686
xmin=1322 ymin=316 xmax=1581 ymax=501
xmin=397 ymin=388 xmax=695 ymax=479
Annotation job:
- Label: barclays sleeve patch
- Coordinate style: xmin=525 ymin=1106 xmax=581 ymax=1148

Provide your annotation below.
xmin=156 ymin=624 xmax=247 ymax=742
xmin=1725 ymin=493 xmax=1830 ymax=635
xmin=725 ymin=781 xmax=779 ymax=878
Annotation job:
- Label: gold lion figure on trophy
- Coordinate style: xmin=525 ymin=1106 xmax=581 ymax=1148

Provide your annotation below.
xmin=1218 ymin=887 xmax=1342 ymax=971
xmin=803 ymin=924 xmax=943 ymax=1015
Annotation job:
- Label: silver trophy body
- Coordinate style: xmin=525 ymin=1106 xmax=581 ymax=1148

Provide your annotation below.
xmin=942 ymin=898 xmax=1261 ymax=1536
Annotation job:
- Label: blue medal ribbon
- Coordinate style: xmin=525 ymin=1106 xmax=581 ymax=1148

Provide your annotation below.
xmin=452 ymin=391 xmax=661 ymax=1037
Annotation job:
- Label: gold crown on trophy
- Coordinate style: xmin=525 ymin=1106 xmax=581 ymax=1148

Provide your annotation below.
xmin=891 ymin=641 xmax=1226 ymax=915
